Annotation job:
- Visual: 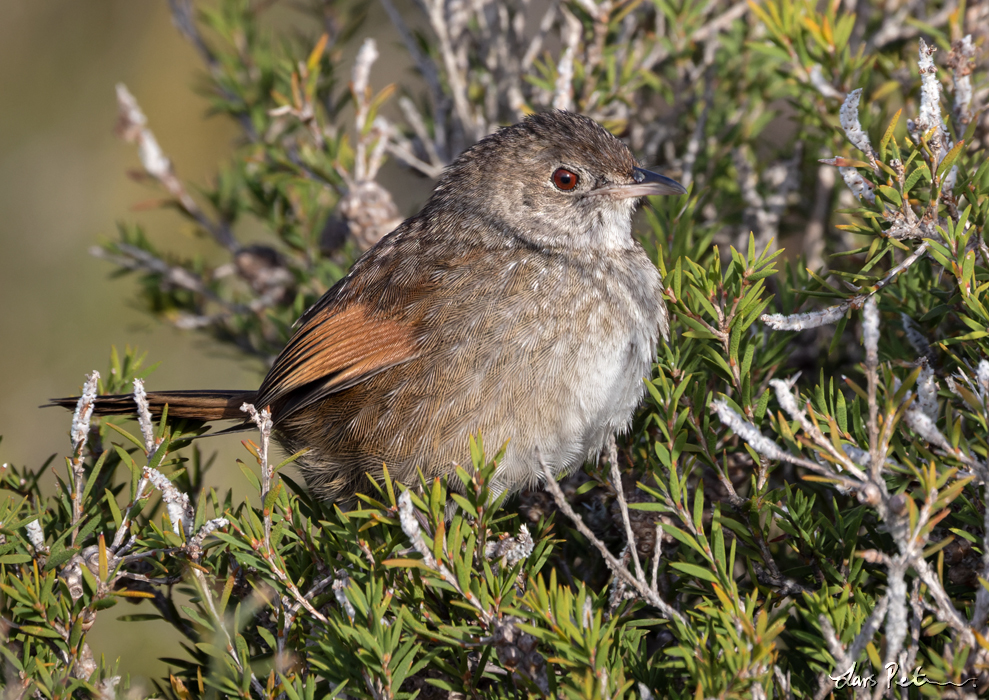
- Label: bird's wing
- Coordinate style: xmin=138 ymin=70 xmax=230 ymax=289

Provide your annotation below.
xmin=254 ymin=301 xmax=418 ymax=419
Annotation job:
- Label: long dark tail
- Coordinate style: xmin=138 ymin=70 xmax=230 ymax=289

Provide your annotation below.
xmin=46 ymin=390 xmax=258 ymax=422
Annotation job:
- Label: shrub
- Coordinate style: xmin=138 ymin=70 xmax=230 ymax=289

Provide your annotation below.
xmin=2 ymin=0 xmax=988 ymax=697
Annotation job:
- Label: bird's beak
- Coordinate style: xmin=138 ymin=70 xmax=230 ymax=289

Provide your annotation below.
xmin=592 ymin=167 xmax=687 ymax=199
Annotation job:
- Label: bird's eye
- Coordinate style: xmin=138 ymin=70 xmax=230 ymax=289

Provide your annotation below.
xmin=552 ymin=168 xmax=579 ymax=191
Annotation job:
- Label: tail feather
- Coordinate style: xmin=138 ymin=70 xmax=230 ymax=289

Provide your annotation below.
xmin=46 ymin=390 xmax=258 ymax=422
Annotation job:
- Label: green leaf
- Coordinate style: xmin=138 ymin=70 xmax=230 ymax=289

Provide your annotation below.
xmin=668 ymin=562 xmax=719 ymax=584
xmin=0 ymin=554 xmax=33 ymax=565
xmin=19 ymin=625 xmax=65 ymax=640
xmin=937 ymin=139 xmax=965 ymax=180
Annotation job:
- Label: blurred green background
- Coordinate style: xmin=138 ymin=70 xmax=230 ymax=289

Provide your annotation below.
xmin=0 ymin=0 xmax=251 ymax=470
xmin=0 ymin=1 xmax=251 ymax=687
xmin=0 ymin=0 xmax=425 ymax=687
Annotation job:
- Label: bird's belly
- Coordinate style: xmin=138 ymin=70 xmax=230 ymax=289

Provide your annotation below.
xmin=487 ymin=311 xmax=658 ymax=496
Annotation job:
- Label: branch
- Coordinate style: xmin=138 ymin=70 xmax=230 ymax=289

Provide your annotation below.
xmin=115 ymin=83 xmax=239 ymax=252
xmin=538 ymin=456 xmax=686 ymax=625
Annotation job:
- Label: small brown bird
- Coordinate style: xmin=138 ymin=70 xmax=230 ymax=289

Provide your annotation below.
xmin=52 ymin=111 xmax=685 ymax=502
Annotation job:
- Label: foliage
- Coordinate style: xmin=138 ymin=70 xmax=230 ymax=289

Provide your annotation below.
xmin=2 ymin=0 xmax=989 ymax=698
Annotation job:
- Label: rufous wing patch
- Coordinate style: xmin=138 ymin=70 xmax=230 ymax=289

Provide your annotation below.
xmin=256 ymin=302 xmax=417 ymax=416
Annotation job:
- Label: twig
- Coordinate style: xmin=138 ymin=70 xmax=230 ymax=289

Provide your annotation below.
xmin=279 ymin=573 xmax=336 ymax=670
xmin=132 ymin=378 xmax=156 ymax=455
xmin=815 ymin=595 xmax=888 ymax=700
xmin=552 ymin=9 xmax=581 ymax=112
xmin=351 ymin=39 xmax=381 ymax=182
xmin=521 ymin=0 xmax=562 ymax=72
xmin=710 ymin=399 xmax=878 ymax=499
xmin=91 ymin=243 xmax=252 ymax=316
xmin=862 ymin=296 xmax=881 ymax=478
xmin=913 ymin=557 xmax=976 ymax=647
xmin=143 ymin=465 xmax=194 ymax=538
xmin=872 ymin=2 xmax=956 ymax=50
xmin=949 ymin=35 xmax=975 ymax=132
xmin=398 ymin=491 xmax=496 ymax=626
xmin=425 ymin=0 xmax=483 ymax=144
xmin=538 ymin=456 xmax=686 ymax=624
xmin=397 ymin=96 xmax=446 ymax=172
xmin=69 ymin=371 xmax=100 ymax=543
xmin=649 ymin=520 xmax=663 ymax=591
xmin=241 ymin=403 xmax=274 ymax=552
xmin=605 ymin=435 xmax=644 ymax=582
xmin=803 ymin=162 xmax=836 ymax=272
xmin=680 ymin=78 xmax=712 ymax=191
xmin=115 ymin=84 xmax=239 ymax=253
xmin=770 ymin=378 xmax=867 ymax=480
xmin=189 ymin=566 xmax=266 ymax=697
xmin=974 ymin=479 xmax=989 ymax=628
xmin=379 ymin=0 xmax=449 ymax=159
xmin=691 ymin=1 xmax=750 ymax=43
xmin=762 ymin=241 xmax=930 ymax=331
xmin=110 ymin=380 xmax=158 ymax=550
xmin=165 ymin=0 xmax=258 ymax=140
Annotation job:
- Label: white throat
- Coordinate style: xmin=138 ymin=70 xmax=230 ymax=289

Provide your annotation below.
xmin=586 ymin=199 xmax=636 ymax=251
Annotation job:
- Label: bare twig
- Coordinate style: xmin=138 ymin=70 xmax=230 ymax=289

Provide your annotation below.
xmin=115 ymin=84 xmax=239 ymax=252
xmin=90 ymin=243 xmax=253 ymax=316
xmin=870 ymin=0 xmax=955 ymax=50
xmin=143 ymin=466 xmax=194 ymax=538
xmin=862 ymin=296 xmax=881 ymax=477
xmin=132 ymin=378 xmax=156 ymax=456
xmin=710 ymin=399 xmax=868 ymax=494
xmin=762 ymin=241 xmax=930 ymax=331
xmin=803 ymin=163 xmax=836 ymax=272
xmin=552 ymin=9 xmax=582 ymax=112
xmin=538 ymin=456 xmax=686 ymax=624
xmin=770 ymin=378 xmax=867 ymax=480
xmin=605 ymin=435 xmax=644 ymax=582
xmin=69 ymin=371 xmax=100 ymax=543
xmin=379 ymin=0 xmax=449 ymax=159
xmin=241 ymin=403 xmax=274 ymax=551
xmin=110 ymin=380 xmax=158 ymax=550
xmin=815 ymin=594 xmax=888 ymax=700
xmin=397 ymin=490 xmax=495 ymax=625
xmin=974 ymin=479 xmax=989 ymax=628
xmin=425 ymin=0 xmax=484 ymax=144
xmin=521 ymin=0 xmax=562 ymax=72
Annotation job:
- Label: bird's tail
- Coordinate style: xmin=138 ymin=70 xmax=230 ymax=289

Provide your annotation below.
xmin=46 ymin=389 xmax=258 ymax=422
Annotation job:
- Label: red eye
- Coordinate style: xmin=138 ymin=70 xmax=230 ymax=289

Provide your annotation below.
xmin=552 ymin=168 xmax=579 ymax=191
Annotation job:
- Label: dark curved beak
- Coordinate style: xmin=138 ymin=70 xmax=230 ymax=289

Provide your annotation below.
xmin=591 ymin=167 xmax=687 ymax=199
xmin=630 ymin=167 xmax=687 ymax=196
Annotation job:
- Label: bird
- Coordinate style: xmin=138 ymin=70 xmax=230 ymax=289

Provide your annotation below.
xmin=51 ymin=111 xmax=686 ymax=503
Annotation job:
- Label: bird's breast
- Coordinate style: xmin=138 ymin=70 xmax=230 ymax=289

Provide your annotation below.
xmin=472 ymin=247 xmax=665 ymax=492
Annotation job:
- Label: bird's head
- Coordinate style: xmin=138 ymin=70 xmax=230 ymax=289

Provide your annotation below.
xmin=429 ymin=111 xmax=686 ymax=251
